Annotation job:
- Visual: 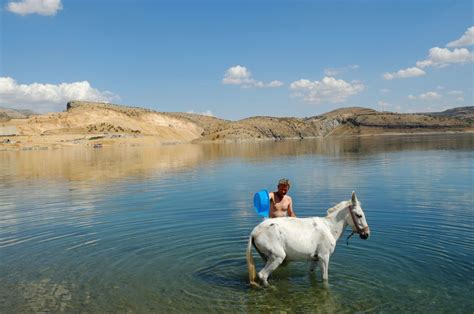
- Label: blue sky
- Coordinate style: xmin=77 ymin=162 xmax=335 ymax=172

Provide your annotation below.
xmin=1 ymin=0 xmax=473 ymax=119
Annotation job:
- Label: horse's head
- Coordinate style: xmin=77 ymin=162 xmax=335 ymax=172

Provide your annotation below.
xmin=347 ymin=191 xmax=370 ymax=240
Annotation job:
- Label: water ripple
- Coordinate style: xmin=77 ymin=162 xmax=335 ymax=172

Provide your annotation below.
xmin=0 ymin=135 xmax=473 ymax=312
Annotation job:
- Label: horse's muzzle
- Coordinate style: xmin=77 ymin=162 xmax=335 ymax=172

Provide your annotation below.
xmin=359 ymin=228 xmax=370 ymax=240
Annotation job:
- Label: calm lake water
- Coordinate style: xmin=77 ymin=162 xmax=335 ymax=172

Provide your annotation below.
xmin=1 ymin=134 xmax=473 ymax=312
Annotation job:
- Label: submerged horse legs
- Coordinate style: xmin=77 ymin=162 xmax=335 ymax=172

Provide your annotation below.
xmin=257 ymin=253 xmax=286 ymax=286
xmin=309 ymin=260 xmax=317 ymax=273
xmin=318 ymin=254 xmax=330 ymax=281
xmin=309 ymin=254 xmax=319 ymax=272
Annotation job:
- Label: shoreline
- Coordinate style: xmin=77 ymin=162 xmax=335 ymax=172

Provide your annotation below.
xmin=1 ymin=130 xmax=473 ymax=152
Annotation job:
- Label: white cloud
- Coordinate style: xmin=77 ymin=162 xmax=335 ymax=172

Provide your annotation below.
xmin=222 ymin=65 xmax=284 ymax=88
xmin=383 ymin=28 xmax=474 ymax=79
xmin=324 ymin=64 xmax=359 ymax=76
xmin=267 ymin=80 xmax=284 ymax=88
xmin=408 ymin=91 xmax=442 ymax=101
xmin=416 ymin=47 xmax=474 ymax=68
xmin=447 ymin=90 xmax=463 ymax=96
xmin=323 ymin=69 xmax=339 ymax=77
xmin=408 ymin=90 xmax=466 ymax=103
xmin=0 ymin=76 xmax=119 ymax=113
xmin=222 ymin=65 xmax=252 ymax=85
xmin=380 ymin=88 xmax=390 ymax=93
xmin=289 ymin=76 xmax=364 ymax=104
xmin=187 ymin=110 xmax=214 ymax=117
xmin=447 ymin=26 xmax=474 ymax=47
xmin=6 ymin=0 xmax=62 ymax=16
xmin=383 ymin=67 xmax=426 ymax=80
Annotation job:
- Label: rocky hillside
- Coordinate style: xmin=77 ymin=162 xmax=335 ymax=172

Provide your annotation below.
xmin=197 ymin=107 xmax=472 ymax=141
xmin=1 ymin=102 xmax=472 ymax=146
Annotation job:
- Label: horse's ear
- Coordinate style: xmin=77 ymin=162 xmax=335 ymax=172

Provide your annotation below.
xmin=351 ymin=191 xmax=357 ymax=204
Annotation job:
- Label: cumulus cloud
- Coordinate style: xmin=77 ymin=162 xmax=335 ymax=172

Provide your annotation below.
xmin=289 ymin=76 xmax=364 ymax=104
xmin=416 ymin=47 xmax=474 ymax=68
xmin=383 ymin=67 xmax=426 ymax=80
xmin=267 ymin=80 xmax=284 ymax=87
xmin=324 ymin=64 xmax=359 ymax=76
xmin=447 ymin=26 xmax=474 ymax=47
xmin=408 ymin=90 xmax=466 ymax=103
xmin=0 ymin=76 xmax=119 ymax=113
xmin=222 ymin=65 xmax=284 ymax=88
xmin=383 ymin=27 xmax=474 ymax=79
xmin=222 ymin=65 xmax=252 ymax=85
xmin=6 ymin=0 xmax=62 ymax=16
xmin=408 ymin=91 xmax=442 ymax=101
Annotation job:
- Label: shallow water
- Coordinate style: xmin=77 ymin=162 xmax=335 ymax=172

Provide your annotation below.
xmin=1 ymin=134 xmax=473 ymax=312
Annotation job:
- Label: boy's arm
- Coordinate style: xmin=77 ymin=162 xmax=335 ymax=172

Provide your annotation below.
xmin=268 ymin=192 xmax=275 ymax=218
xmin=287 ymin=197 xmax=296 ymax=217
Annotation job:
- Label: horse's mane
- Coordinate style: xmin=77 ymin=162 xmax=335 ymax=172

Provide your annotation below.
xmin=326 ymin=200 xmax=350 ymax=216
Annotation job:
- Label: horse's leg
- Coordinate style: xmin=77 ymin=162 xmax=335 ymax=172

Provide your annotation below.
xmin=257 ymin=253 xmax=285 ymax=287
xmin=255 ymin=247 xmax=268 ymax=263
xmin=309 ymin=255 xmax=318 ymax=272
xmin=318 ymin=254 xmax=330 ymax=281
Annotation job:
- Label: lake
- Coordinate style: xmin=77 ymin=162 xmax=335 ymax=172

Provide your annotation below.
xmin=1 ymin=134 xmax=473 ymax=312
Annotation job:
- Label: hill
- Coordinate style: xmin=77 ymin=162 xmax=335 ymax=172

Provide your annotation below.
xmin=0 ymin=102 xmax=472 ymax=149
xmin=197 ymin=107 xmax=471 ymax=141
xmin=423 ymin=106 xmax=474 ymax=124
xmin=7 ymin=101 xmax=204 ymax=141
xmin=0 ymin=107 xmax=38 ymax=122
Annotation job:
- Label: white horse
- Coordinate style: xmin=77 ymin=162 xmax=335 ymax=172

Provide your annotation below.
xmin=246 ymin=191 xmax=370 ymax=287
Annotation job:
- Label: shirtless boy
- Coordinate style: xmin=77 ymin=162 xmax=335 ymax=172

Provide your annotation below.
xmin=269 ymin=178 xmax=296 ymax=218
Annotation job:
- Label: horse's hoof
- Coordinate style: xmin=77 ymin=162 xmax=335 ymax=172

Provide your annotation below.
xmin=250 ymin=281 xmax=261 ymax=289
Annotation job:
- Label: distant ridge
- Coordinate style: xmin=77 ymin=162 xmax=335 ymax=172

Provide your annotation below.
xmin=0 ymin=107 xmax=38 ymax=122
xmin=0 ymin=101 xmax=472 ymax=145
xmin=422 ymin=106 xmax=474 ymax=124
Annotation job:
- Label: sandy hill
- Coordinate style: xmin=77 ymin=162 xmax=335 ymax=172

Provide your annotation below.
xmin=6 ymin=101 xmax=204 ymax=142
xmin=0 ymin=107 xmax=38 ymax=122
xmin=0 ymin=102 xmax=472 ymax=148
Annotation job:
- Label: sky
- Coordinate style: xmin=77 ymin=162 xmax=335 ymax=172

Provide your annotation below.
xmin=1 ymin=0 xmax=473 ymax=120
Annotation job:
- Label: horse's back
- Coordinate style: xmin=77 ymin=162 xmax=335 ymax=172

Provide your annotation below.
xmin=251 ymin=217 xmax=330 ymax=261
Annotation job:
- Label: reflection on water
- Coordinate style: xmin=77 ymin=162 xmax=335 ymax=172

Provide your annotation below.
xmin=0 ymin=134 xmax=473 ymax=312
xmin=0 ymin=144 xmax=205 ymax=182
xmin=1 ymin=134 xmax=472 ymax=182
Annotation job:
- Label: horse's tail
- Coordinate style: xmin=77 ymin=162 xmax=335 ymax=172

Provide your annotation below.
xmin=246 ymin=235 xmax=258 ymax=287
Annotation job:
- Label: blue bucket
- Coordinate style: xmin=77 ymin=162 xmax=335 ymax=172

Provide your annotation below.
xmin=254 ymin=190 xmax=270 ymax=218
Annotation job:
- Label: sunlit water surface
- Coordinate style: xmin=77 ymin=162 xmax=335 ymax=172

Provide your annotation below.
xmin=1 ymin=134 xmax=473 ymax=312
